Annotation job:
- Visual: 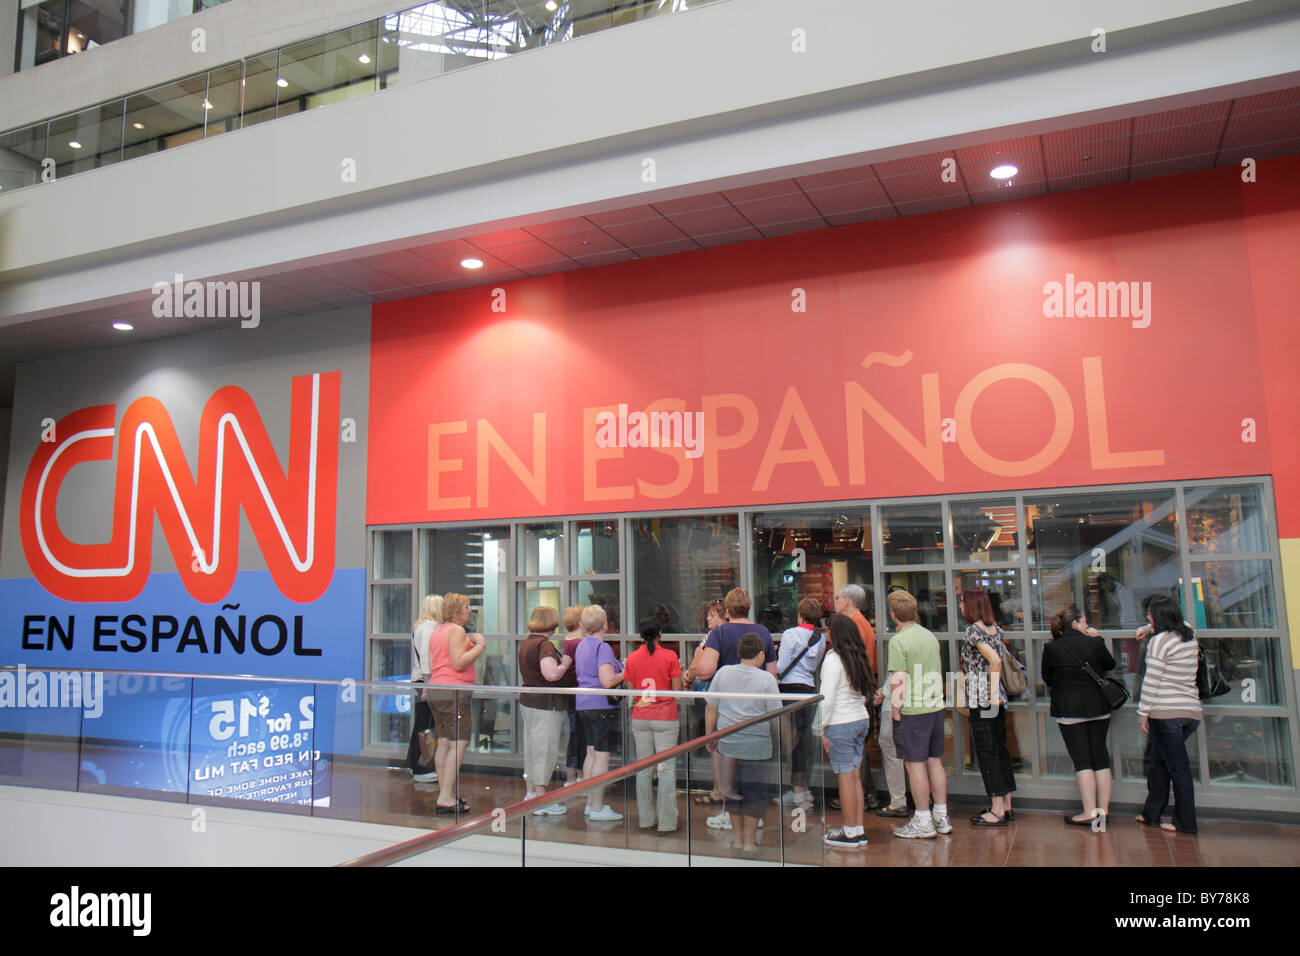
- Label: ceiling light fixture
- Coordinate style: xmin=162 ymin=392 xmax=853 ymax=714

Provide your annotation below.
xmin=132 ymin=122 xmax=145 ymax=129
xmin=68 ymin=140 xmax=82 ymax=149
xmin=460 ymin=257 xmax=484 ymax=270
xmin=202 ymin=99 xmax=213 ymax=110
xmin=112 ymin=322 xmax=134 ymax=331
xmin=276 ymin=77 xmax=289 ymax=88
xmin=990 ymin=164 xmax=1018 ymax=179
xmin=545 ymin=0 xmax=558 ymax=9
xmin=358 ymin=53 xmax=371 ymax=64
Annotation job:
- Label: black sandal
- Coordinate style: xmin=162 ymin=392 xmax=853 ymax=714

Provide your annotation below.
xmin=436 ymin=799 xmax=470 ymax=815
xmin=971 ymin=808 xmax=1008 ymax=826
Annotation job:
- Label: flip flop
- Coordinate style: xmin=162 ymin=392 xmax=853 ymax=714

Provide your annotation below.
xmin=693 ymin=793 xmax=723 ymax=806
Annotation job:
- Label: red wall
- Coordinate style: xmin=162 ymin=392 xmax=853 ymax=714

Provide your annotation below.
xmin=368 ymin=158 xmax=1298 ymax=526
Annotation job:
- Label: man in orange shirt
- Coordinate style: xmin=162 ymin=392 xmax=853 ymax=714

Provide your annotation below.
xmin=833 ymin=584 xmax=891 ymax=812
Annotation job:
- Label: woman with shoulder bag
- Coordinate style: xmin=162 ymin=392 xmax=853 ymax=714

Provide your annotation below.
xmin=407 ymin=594 xmax=443 ymax=783
xmin=1042 ymin=605 xmax=1116 ymax=828
xmin=960 ymin=587 xmax=1016 ymax=826
xmin=1136 ymin=595 xmax=1202 ymax=834
xmin=518 ymin=605 xmax=573 ymax=817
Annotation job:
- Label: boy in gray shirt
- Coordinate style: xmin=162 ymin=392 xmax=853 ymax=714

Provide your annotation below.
xmin=706 ymin=633 xmax=780 ymax=853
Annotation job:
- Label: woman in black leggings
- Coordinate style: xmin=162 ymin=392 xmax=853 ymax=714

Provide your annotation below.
xmin=1041 ymin=606 xmax=1115 ymax=828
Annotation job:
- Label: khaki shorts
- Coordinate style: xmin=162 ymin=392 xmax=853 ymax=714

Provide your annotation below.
xmin=428 ymin=690 xmax=473 ymax=741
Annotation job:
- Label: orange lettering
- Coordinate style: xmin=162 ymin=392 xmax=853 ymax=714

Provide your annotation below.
xmin=845 ymin=371 xmax=943 ymax=484
xmin=1083 ymin=357 xmax=1165 ymax=469
xmin=955 ymin=363 xmax=1072 ymax=477
xmin=428 ymin=421 xmax=471 ymax=510
xmin=476 ymin=413 xmax=547 ymax=508
xmin=637 ymin=399 xmax=694 ymax=499
xmin=701 ymin=394 xmax=759 ymax=494
xmin=583 ymin=406 xmax=633 ymax=502
xmin=754 ymin=386 xmax=839 ymax=491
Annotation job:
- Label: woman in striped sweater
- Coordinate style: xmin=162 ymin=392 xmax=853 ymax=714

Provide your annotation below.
xmin=1136 ymin=595 xmax=1202 ymax=834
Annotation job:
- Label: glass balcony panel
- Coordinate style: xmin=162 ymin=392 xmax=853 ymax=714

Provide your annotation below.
xmin=123 ymin=74 xmax=208 ymax=161
xmin=49 ymin=101 xmax=124 ymax=177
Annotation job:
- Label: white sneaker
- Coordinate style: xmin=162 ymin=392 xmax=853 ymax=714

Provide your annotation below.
xmin=892 ymin=816 xmax=938 ymax=839
xmin=583 ymin=804 xmax=591 ymax=816
xmin=706 ymin=810 xmax=732 ymax=830
xmin=588 ymin=805 xmax=623 ymax=822
xmin=523 ymin=791 xmax=540 ymax=802
xmin=412 ymin=771 xmax=438 ymax=783
xmin=774 ymin=789 xmax=811 ymax=805
xmin=931 ymin=811 xmax=953 ymax=835
xmin=533 ymin=802 xmax=568 ymax=816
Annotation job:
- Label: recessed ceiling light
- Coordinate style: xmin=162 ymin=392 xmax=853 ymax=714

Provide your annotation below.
xmin=460 ymin=257 xmax=484 ymax=270
xmin=545 ymin=0 xmax=557 ymax=9
xmin=132 ymin=122 xmax=144 ymax=129
xmin=112 ymin=322 xmax=134 ymax=331
xmin=358 ymin=53 xmax=371 ymax=64
xmin=202 ymin=99 xmax=213 ymax=110
xmin=276 ymin=77 xmax=288 ymax=88
xmin=990 ymin=164 xmax=1018 ymax=179
xmin=68 ymin=140 xmax=82 ymax=149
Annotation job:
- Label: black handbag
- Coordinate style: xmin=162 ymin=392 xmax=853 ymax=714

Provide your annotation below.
xmin=1055 ymin=637 xmax=1130 ymax=710
xmin=1196 ymin=646 xmax=1232 ymax=700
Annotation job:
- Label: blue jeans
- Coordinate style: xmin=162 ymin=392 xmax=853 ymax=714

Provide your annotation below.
xmin=1141 ymin=717 xmax=1199 ymax=833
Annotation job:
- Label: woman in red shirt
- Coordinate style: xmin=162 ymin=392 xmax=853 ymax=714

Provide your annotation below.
xmin=623 ymin=617 xmax=683 ymax=833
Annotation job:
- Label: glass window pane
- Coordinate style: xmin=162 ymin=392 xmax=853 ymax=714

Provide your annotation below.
xmin=1206 ymin=716 xmax=1293 ymax=788
xmin=953 ymin=568 xmax=1022 ymax=630
xmin=419 ymin=526 xmax=510 ymax=633
xmin=881 ymin=503 xmax=944 ymax=565
xmin=1185 ymin=485 xmax=1268 ymax=554
xmin=518 ymin=522 xmax=562 ymax=576
xmin=574 ymin=580 xmax=622 ymax=633
xmin=633 ymin=515 xmax=739 ymax=636
xmin=0 ymin=123 xmax=48 ymax=190
xmin=241 ymin=51 xmax=279 ymax=128
xmin=65 ymin=0 xmax=128 ymax=52
xmin=1112 ymin=708 xmax=1196 ymax=782
xmin=521 ymin=580 xmax=563 ymax=627
xmin=373 ymin=530 xmax=412 ymax=579
xmin=752 ymin=508 xmax=874 ymax=633
xmin=951 ymin=498 xmax=1019 ymax=562
xmin=203 ymin=63 xmax=244 ymax=140
xmin=23 ymin=2 xmax=66 ymax=69
xmin=1192 ymin=561 xmax=1276 ymax=629
xmin=573 ymin=519 xmax=619 ymax=575
xmin=49 ymin=101 xmax=123 ymax=177
xmin=278 ymin=22 xmax=378 ymax=116
xmin=1195 ymin=637 xmax=1284 ymax=707
xmin=124 ymin=74 xmax=208 ymax=161
xmin=469 ymin=643 xmax=516 ymax=754
xmin=1026 ymin=489 xmax=1179 ymax=630
xmin=367 ymin=640 xmax=411 ymax=747
xmin=372 ymin=583 xmax=412 ymax=634
xmin=882 ymin=570 xmax=946 ymax=632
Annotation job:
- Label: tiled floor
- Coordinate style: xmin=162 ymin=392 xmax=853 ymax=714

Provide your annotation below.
xmin=325 ymin=764 xmax=1300 ymax=866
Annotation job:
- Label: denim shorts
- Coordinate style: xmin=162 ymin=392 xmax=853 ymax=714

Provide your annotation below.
xmin=823 ymin=718 xmax=869 ymax=774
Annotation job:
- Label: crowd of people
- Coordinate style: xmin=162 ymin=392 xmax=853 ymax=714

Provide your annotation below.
xmin=404 ymin=582 xmax=1206 ymax=848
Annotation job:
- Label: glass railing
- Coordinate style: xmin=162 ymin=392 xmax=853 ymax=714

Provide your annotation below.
xmin=0 ymin=0 xmax=723 ymax=192
xmin=0 ymin=664 xmax=826 ymax=864
xmin=340 ymin=687 xmax=825 ymax=866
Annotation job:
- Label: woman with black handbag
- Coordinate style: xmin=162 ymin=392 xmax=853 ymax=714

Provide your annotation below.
xmin=1136 ymin=595 xmax=1202 ymax=834
xmin=1042 ymin=605 xmax=1117 ymax=828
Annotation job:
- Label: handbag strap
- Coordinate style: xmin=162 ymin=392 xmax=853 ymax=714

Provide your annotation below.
xmin=1052 ymin=635 xmax=1107 ymax=687
xmin=779 ymin=629 xmax=822 ymax=682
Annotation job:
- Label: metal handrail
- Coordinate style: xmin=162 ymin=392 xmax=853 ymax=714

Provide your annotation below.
xmin=338 ymin=693 xmax=822 ymax=867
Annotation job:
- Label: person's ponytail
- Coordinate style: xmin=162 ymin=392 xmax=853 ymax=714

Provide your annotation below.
xmin=639 ymin=617 xmax=661 ymax=656
xmin=1050 ymin=605 xmax=1081 ymax=640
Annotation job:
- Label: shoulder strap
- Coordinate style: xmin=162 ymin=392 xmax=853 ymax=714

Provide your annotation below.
xmin=1053 ymin=636 xmax=1105 ymax=687
xmin=779 ymin=630 xmax=820 ymax=682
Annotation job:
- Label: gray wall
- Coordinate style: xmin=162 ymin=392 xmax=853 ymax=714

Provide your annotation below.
xmin=0 ymin=308 xmax=370 ymax=579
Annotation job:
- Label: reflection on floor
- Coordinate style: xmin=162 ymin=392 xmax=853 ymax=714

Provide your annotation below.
xmin=325 ymin=763 xmax=1300 ymax=867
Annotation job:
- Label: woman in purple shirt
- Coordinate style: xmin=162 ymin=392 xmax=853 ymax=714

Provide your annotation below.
xmin=575 ymin=604 xmax=626 ymax=822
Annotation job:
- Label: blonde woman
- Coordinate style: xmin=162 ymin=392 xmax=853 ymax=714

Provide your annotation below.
xmin=518 ymin=605 xmax=573 ymax=816
xmin=428 ymin=592 xmax=487 ymax=814
xmin=408 ymin=594 xmax=444 ymax=783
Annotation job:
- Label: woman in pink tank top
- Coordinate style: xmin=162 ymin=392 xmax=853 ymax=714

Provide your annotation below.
xmin=427 ymin=593 xmax=486 ymax=814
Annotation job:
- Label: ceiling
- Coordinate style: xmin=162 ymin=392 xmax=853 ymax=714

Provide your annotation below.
xmin=1 ymin=83 xmax=1298 ymax=407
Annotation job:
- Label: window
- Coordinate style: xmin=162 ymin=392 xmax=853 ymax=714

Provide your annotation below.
xmin=752 ymin=508 xmax=873 ymax=634
xmin=632 ymin=514 xmax=738 ymax=634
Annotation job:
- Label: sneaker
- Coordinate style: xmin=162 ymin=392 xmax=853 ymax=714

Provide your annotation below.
xmin=588 ymin=805 xmax=623 ymax=822
xmin=706 ymin=810 xmax=733 ymax=830
xmin=931 ymin=812 xmax=953 ymax=835
xmin=824 ymin=827 xmax=868 ymax=849
xmin=774 ymin=789 xmax=811 ymax=805
xmin=412 ymin=771 xmax=438 ymax=783
xmin=533 ymin=802 xmax=568 ymax=816
xmin=523 ymin=791 xmax=540 ymax=803
xmin=892 ymin=816 xmax=938 ymax=839
xmin=583 ymin=805 xmax=591 ymax=817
